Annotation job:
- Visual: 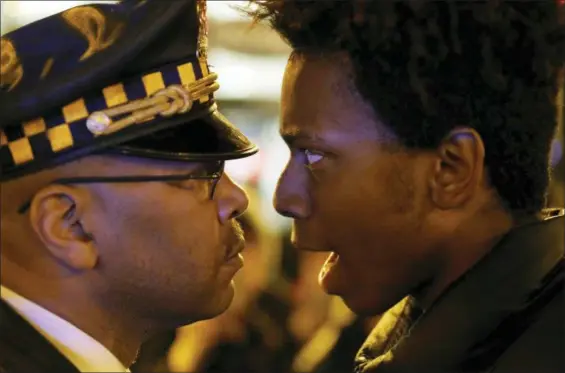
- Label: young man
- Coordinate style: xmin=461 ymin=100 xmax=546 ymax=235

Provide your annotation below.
xmin=0 ymin=1 xmax=257 ymax=372
xmin=249 ymin=1 xmax=564 ymax=372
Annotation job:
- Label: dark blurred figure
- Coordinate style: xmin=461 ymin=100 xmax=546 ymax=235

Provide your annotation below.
xmin=292 ymin=297 xmax=380 ymax=373
xmin=195 ymin=285 xmax=297 ymax=373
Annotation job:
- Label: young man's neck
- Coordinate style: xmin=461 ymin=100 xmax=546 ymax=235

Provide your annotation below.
xmin=414 ymin=206 xmax=514 ymax=311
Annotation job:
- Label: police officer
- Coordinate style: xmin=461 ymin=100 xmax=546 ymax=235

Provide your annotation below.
xmin=0 ymin=1 xmax=257 ymax=372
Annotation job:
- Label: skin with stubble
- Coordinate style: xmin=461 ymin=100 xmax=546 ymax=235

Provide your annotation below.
xmin=1 ymin=155 xmax=248 ymax=366
xmin=274 ymin=53 xmax=513 ymax=315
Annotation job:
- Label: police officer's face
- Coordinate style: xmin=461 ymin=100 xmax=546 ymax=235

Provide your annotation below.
xmin=80 ymin=156 xmax=249 ymax=323
xmin=275 ymin=54 xmax=443 ymax=316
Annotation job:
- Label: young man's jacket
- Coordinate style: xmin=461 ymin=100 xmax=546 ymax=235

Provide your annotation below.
xmin=355 ymin=209 xmax=564 ymax=373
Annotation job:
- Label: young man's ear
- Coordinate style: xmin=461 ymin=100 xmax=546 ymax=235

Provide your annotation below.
xmin=428 ymin=128 xmax=486 ymax=209
xmin=29 ymin=185 xmax=98 ymax=270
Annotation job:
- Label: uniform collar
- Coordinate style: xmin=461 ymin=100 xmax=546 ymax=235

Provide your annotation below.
xmin=356 ymin=209 xmax=564 ymax=373
xmin=0 ymin=285 xmax=130 ymax=373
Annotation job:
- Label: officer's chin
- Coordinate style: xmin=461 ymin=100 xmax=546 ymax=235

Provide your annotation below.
xmin=199 ymin=280 xmax=237 ymax=322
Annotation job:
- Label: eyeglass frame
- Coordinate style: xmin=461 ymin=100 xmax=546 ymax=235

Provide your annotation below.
xmin=17 ymin=160 xmax=225 ymax=214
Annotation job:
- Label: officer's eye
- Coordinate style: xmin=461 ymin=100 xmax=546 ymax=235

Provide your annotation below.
xmin=303 ymin=149 xmax=325 ymax=166
xmin=168 ymin=179 xmax=197 ymax=190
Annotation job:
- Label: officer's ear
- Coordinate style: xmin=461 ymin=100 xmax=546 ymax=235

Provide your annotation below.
xmin=428 ymin=128 xmax=486 ymax=209
xmin=28 ymin=185 xmax=98 ymax=270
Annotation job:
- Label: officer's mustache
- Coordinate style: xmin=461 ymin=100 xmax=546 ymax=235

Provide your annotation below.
xmin=224 ymin=219 xmax=246 ymax=260
xmin=231 ymin=219 xmax=244 ymax=242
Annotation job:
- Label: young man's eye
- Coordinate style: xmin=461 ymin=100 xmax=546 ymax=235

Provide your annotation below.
xmin=303 ymin=149 xmax=325 ymax=166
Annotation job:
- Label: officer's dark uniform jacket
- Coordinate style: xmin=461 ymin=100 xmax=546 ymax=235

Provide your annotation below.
xmin=0 ymin=0 xmax=257 ymax=372
xmin=355 ymin=209 xmax=564 ymax=373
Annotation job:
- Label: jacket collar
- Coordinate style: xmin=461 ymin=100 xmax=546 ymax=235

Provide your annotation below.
xmin=0 ymin=297 xmax=79 ymax=373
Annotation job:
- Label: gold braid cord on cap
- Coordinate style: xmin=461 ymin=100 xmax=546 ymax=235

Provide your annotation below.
xmin=0 ymin=60 xmax=220 ymax=171
xmin=86 ymin=72 xmax=219 ymax=135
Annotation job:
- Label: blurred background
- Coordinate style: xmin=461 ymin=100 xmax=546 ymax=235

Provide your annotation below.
xmin=1 ymin=1 xmax=563 ymax=372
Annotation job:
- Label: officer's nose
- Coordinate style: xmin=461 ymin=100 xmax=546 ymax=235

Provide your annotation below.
xmin=216 ymin=173 xmax=249 ymax=223
xmin=273 ymin=162 xmax=311 ymax=219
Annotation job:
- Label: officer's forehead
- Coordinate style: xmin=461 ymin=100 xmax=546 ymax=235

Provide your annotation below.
xmin=80 ymin=154 xmax=211 ymax=173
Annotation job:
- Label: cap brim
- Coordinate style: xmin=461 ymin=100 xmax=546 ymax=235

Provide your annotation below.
xmin=109 ymin=109 xmax=259 ymax=161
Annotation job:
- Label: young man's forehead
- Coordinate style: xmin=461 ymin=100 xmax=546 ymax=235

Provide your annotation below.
xmin=280 ymin=125 xmax=393 ymax=153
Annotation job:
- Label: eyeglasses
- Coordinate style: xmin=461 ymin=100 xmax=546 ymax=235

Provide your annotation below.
xmin=17 ymin=161 xmax=225 ymax=214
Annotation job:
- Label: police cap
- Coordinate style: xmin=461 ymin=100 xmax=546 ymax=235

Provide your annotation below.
xmin=0 ymin=0 xmax=258 ymax=181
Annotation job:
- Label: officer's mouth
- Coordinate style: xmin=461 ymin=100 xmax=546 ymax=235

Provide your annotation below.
xmin=225 ymin=239 xmax=245 ymax=263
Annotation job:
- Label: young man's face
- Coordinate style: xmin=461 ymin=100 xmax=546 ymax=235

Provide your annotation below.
xmin=274 ymin=54 xmax=446 ymax=315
